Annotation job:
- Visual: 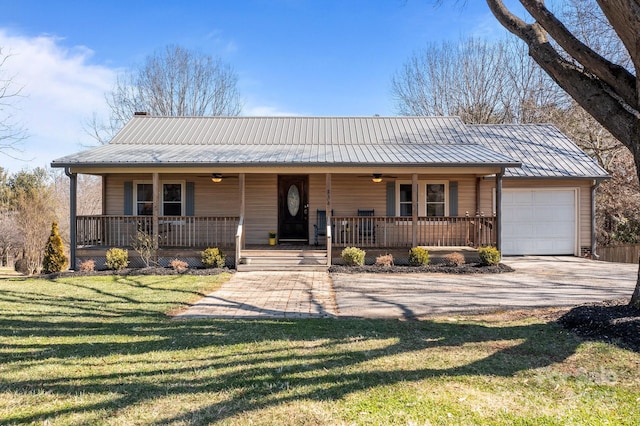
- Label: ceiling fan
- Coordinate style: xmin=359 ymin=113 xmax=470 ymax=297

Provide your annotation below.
xmin=195 ymin=173 xmax=239 ymax=183
xmin=357 ymin=173 xmax=398 ymax=183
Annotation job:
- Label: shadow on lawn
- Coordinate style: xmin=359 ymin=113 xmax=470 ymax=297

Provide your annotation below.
xmin=0 ymin=277 xmax=583 ymax=424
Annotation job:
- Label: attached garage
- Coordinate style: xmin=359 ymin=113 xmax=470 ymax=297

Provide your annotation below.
xmin=501 ymin=188 xmax=578 ymax=256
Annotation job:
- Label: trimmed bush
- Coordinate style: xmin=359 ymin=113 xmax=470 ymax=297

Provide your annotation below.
xmin=170 ymin=258 xmax=189 ymax=272
xmin=201 ymin=248 xmax=226 ymax=268
xmin=14 ymin=258 xmax=29 ymax=275
xmin=79 ymin=259 xmax=96 ymax=272
xmin=443 ymin=252 xmax=465 ymax=267
xmin=42 ymin=222 xmax=68 ymax=274
xmin=341 ymin=246 xmax=366 ymax=266
xmin=375 ymin=253 xmax=394 ymax=267
xmin=105 ymin=248 xmax=129 ymax=271
xmin=408 ymin=247 xmax=430 ymax=266
xmin=478 ymin=246 xmax=501 ymax=266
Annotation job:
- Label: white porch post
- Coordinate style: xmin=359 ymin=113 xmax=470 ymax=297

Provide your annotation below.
xmin=495 ymin=170 xmax=503 ymax=252
xmin=326 ymin=173 xmax=332 ymax=266
xmin=65 ymin=168 xmax=77 ymax=270
xmin=412 ymin=173 xmax=418 ymax=247
xmin=152 ymin=172 xmax=160 ymax=250
xmin=239 ymin=173 xmax=245 ymax=249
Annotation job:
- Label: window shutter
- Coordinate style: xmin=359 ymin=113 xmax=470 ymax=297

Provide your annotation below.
xmin=186 ymin=182 xmax=195 ymax=216
xmin=124 ymin=182 xmax=133 ymax=215
xmin=449 ymin=181 xmax=458 ymax=216
xmin=386 ymin=182 xmax=396 ymax=216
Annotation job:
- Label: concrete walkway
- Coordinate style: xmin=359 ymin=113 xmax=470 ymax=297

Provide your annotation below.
xmin=176 ymin=256 xmax=638 ymax=320
xmin=176 ymin=270 xmax=337 ymax=319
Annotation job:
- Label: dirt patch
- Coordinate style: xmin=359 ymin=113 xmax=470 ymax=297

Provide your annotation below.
xmin=329 ymin=262 xmax=514 ymax=274
xmin=558 ymin=299 xmax=640 ymax=352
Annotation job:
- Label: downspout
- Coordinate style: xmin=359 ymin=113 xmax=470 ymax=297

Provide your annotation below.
xmin=591 ymin=179 xmax=601 ymax=260
xmin=64 ymin=167 xmax=77 ymax=270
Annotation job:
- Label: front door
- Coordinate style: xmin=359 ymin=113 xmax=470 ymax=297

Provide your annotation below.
xmin=278 ymin=175 xmax=309 ymax=243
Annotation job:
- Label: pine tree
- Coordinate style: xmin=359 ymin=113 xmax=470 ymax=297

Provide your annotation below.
xmin=42 ymin=222 xmax=68 ymax=274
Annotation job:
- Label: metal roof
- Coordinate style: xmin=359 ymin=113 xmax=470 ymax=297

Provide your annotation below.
xmin=468 ymin=124 xmax=609 ymax=179
xmin=50 ymin=116 xmax=607 ymax=179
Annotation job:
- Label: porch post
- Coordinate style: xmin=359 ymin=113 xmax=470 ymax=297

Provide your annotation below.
xmin=239 ymin=173 xmax=245 ymax=249
xmin=152 ymin=172 xmax=160 ymax=250
xmin=65 ymin=168 xmax=77 ymax=270
xmin=495 ymin=170 xmax=503 ymax=252
xmin=412 ymin=173 xmax=418 ymax=247
xmin=326 ymin=173 xmax=332 ymax=266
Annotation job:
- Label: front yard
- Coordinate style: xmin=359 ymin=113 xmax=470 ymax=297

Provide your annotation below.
xmin=0 ymin=274 xmax=638 ymax=425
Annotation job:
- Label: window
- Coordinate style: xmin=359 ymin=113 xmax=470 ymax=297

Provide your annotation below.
xmin=399 ymin=184 xmax=413 ymax=217
xmin=396 ymin=180 xmax=448 ymax=217
xmin=426 ymin=183 xmax=446 ymax=216
xmin=134 ymin=181 xmax=184 ymax=216
xmin=136 ymin=183 xmax=153 ymax=215
xmin=162 ymin=183 xmax=182 ymax=216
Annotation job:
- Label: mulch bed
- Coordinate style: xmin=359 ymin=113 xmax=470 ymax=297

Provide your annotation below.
xmin=558 ymin=299 xmax=640 ymax=352
xmin=39 ymin=266 xmax=231 ymax=279
xmin=329 ymin=263 xmax=514 ymax=274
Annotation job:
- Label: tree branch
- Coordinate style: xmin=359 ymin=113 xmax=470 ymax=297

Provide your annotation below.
xmin=486 ymin=0 xmax=637 ymax=148
xmin=518 ymin=0 xmax=637 ymax=110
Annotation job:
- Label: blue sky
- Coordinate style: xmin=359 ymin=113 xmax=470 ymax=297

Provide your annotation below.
xmin=0 ymin=0 xmax=525 ymax=173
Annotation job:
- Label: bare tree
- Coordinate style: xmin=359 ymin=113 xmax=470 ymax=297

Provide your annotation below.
xmin=0 ymin=47 xmax=26 ymax=157
xmin=90 ymin=45 xmax=242 ymax=143
xmin=392 ymin=37 xmax=568 ymax=124
xmin=485 ymin=0 xmax=640 ymax=306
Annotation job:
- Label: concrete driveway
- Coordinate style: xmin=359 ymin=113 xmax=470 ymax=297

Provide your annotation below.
xmin=177 ymin=256 xmax=638 ymax=319
xmin=332 ymin=256 xmax=639 ymax=318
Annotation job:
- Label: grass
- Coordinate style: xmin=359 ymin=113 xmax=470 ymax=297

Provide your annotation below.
xmin=0 ymin=274 xmax=639 ymax=425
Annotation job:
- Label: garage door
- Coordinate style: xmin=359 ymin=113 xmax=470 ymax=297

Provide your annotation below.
xmin=502 ymin=189 xmax=576 ymax=256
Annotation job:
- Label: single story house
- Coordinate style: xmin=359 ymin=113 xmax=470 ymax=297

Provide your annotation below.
xmin=51 ymin=114 xmax=609 ymax=270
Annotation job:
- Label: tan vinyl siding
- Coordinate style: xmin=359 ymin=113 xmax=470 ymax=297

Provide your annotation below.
xmin=479 ymin=178 xmax=593 ymax=249
xmin=244 ymin=174 xmax=277 ymax=244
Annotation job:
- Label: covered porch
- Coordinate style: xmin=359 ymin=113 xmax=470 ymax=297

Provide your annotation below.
xmin=68 ymin=170 xmax=503 ymax=270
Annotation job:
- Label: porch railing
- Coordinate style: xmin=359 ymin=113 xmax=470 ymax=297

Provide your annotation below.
xmin=76 ymin=215 xmax=240 ymax=248
xmin=329 ymin=216 xmax=495 ymax=248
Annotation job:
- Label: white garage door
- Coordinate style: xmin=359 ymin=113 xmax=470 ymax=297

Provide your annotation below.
xmin=502 ymin=189 xmax=577 ymax=256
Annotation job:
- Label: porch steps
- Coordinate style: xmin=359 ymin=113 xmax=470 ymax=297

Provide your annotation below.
xmin=238 ymin=249 xmax=328 ymax=272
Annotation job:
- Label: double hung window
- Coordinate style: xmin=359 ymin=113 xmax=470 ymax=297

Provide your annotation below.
xmin=134 ymin=182 xmax=185 ymax=216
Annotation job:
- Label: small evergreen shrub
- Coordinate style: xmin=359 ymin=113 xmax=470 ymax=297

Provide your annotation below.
xmin=105 ymin=248 xmax=129 ymax=270
xmin=42 ymin=222 xmax=68 ymax=274
xmin=443 ymin=252 xmax=465 ymax=267
xmin=201 ymin=248 xmax=226 ymax=268
xmin=375 ymin=253 xmax=394 ymax=267
xmin=341 ymin=246 xmax=366 ymax=266
xmin=408 ymin=247 xmax=430 ymax=266
xmin=14 ymin=258 xmax=29 ymax=275
xmin=170 ymin=258 xmax=189 ymax=272
xmin=79 ymin=259 xmax=96 ymax=272
xmin=478 ymin=246 xmax=501 ymax=266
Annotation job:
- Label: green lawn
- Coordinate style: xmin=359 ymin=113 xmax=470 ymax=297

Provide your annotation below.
xmin=0 ymin=274 xmax=638 ymax=425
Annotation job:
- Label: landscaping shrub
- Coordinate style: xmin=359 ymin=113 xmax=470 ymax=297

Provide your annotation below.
xmin=170 ymin=258 xmax=189 ymax=272
xmin=105 ymin=248 xmax=129 ymax=270
xmin=201 ymin=247 xmax=226 ymax=268
xmin=341 ymin=246 xmax=366 ymax=266
xmin=132 ymin=230 xmax=155 ymax=267
xmin=375 ymin=253 xmax=394 ymax=267
xmin=42 ymin=222 xmax=68 ymax=274
xmin=14 ymin=258 xmax=29 ymax=275
xmin=79 ymin=259 xmax=96 ymax=272
xmin=478 ymin=246 xmax=501 ymax=266
xmin=443 ymin=252 xmax=465 ymax=267
xmin=408 ymin=247 xmax=430 ymax=266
